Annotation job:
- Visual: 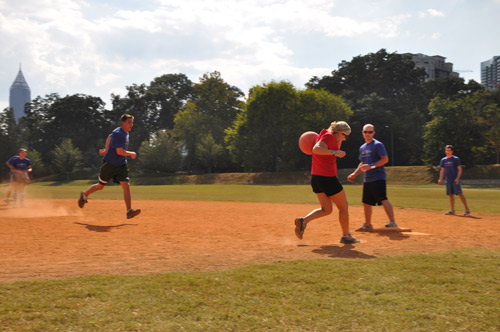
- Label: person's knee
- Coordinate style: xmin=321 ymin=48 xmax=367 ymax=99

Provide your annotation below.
xmin=322 ymin=206 xmax=333 ymax=215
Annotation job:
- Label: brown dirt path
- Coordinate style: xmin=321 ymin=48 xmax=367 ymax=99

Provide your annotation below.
xmin=1 ymin=199 xmax=499 ymax=282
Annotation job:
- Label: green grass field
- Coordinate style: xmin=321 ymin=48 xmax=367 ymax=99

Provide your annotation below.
xmin=1 ymin=182 xmax=499 ymax=331
xmin=5 ymin=181 xmax=500 ymax=214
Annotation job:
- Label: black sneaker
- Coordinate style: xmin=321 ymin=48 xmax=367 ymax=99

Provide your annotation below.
xmin=127 ymin=209 xmax=141 ymax=219
xmin=294 ymin=217 xmax=306 ymax=239
xmin=78 ymin=192 xmax=87 ymax=208
xmin=340 ymin=234 xmax=360 ymax=244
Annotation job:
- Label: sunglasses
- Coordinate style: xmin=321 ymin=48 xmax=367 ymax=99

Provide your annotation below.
xmin=341 ymin=133 xmax=349 ymax=138
xmin=363 ymin=131 xmax=374 ymax=134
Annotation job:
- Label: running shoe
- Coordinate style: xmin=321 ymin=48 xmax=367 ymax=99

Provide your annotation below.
xmin=294 ymin=217 xmax=306 ymax=239
xmin=445 ymin=210 xmax=455 ymax=215
xmin=127 ymin=208 xmax=141 ymax=219
xmin=385 ymin=221 xmax=398 ymax=228
xmin=356 ymin=224 xmax=373 ymax=232
xmin=340 ymin=234 xmax=360 ymax=244
xmin=78 ymin=192 xmax=87 ymax=208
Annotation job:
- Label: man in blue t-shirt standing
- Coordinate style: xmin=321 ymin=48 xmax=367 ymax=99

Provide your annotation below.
xmin=78 ymin=113 xmax=141 ymax=219
xmin=5 ymin=148 xmax=32 ymax=207
xmin=438 ymin=145 xmax=470 ymax=216
xmin=348 ymin=124 xmax=397 ymax=231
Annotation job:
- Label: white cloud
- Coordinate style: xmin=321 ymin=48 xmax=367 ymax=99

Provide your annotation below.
xmin=431 ymin=32 xmax=441 ymax=40
xmin=419 ymin=8 xmax=445 ymax=18
xmin=1 ymin=0 xmax=490 ymax=110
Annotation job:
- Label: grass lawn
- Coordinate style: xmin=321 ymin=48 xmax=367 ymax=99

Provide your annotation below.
xmin=4 ymin=181 xmax=499 ymax=214
xmin=1 ymin=249 xmax=499 ymax=332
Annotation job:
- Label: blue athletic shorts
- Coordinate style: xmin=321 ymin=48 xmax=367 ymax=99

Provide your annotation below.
xmin=446 ymin=180 xmax=463 ymax=195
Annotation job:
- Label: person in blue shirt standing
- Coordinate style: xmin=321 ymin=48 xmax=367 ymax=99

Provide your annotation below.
xmin=78 ymin=113 xmax=141 ymax=219
xmin=5 ymin=148 xmax=32 ymax=208
xmin=347 ymin=124 xmax=397 ymax=231
xmin=438 ymin=145 xmax=470 ymax=216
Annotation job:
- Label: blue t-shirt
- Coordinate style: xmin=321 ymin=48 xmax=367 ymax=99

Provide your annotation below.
xmin=7 ymin=155 xmax=31 ymax=171
xmin=359 ymin=139 xmax=387 ymax=183
xmin=103 ymin=127 xmax=129 ymax=166
xmin=439 ymin=156 xmax=461 ymax=183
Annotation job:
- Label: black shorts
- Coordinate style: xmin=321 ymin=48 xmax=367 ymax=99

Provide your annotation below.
xmin=362 ymin=180 xmax=388 ymax=206
xmin=98 ymin=161 xmax=129 ymax=185
xmin=311 ymin=175 xmax=344 ymax=197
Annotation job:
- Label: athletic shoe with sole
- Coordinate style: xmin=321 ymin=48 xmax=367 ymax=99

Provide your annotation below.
xmin=445 ymin=210 xmax=455 ymax=215
xmin=78 ymin=192 xmax=87 ymax=208
xmin=356 ymin=224 xmax=373 ymax=232
xmin=127 ymin=208 xmax=141 ymax=219
xmin=464 ymin=209 xmax=471 ymax=216
xmin=385 ymin=221 xmax=398 ymax=228
xmin=294 ymin=217 xmax=306 ymax=239
xmin=340 ymin=234 xmax=360 ymax=244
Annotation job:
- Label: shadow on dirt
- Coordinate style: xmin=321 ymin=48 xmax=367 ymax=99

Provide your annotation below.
xmin=310 ymin=245 xmax=377 ymax=259
xmin=74 ymin=222 xmax=138 ymax=232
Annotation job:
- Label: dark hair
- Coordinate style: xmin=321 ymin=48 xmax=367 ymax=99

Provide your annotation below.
xmin=445 ymin=145 xmax=454 ymax=151
xmin=121 ymin=113 xmax=134 ymax=122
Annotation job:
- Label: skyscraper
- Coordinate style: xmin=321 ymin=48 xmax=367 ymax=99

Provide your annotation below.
xmin=480 ymin=56 xmax=500 ymax=91
xmin=9 ymin=65 xmax=31 ymax=121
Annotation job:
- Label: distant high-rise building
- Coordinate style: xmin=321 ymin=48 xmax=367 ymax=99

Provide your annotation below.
xmin=480 ymin=56 xmax=500 ymax=90
xmin=9 ymin=65 xmax=31 ymax=121
xmin=405 ymin=53 xmax=459 ymax=82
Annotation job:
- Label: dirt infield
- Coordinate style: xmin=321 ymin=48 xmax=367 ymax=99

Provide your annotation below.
xmin=1 ymin=199 xmax=499 ymax=282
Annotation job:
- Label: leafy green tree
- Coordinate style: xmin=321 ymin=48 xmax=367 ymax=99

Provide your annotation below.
xmin=174 ymin=71 xmax=243 ymax=171
xmin=20 ymin=94 xmax=111 ymax=169
xmin=138 ymin=130 xmax=182 ymax=173
xmin=476 ymin=89 xmax=500 ymax=164
xmin=307 ymin=49 xmax=429 ymax=166
xmin=111 ymin=74 xmax=194 ymax=152
xmin=423 ymin=77 xmax=483 ymax=101
xmin=148 ymin=74 xmax=193 ymax=130
xmin=0 ymin=108 xmax=22 ymax=179
xmin=51 ymin=139 xmax=83 ymax=180
xmin=423 ymin=97 xmax=485 ymax=167
xmin=226 ymin=82 xmax=352 ymax=171
xmin=195 ymin=134 xmax=224 ymax=173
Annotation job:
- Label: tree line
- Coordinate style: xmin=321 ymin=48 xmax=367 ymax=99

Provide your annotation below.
xmin=1 ymin=49 xmax=499 ymax=180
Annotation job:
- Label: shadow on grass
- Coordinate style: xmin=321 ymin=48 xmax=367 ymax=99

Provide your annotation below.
xmin=74 ymin=222 xmax=138 ymax=232
xmin=310 ymin=245 xmax=376 ymax=259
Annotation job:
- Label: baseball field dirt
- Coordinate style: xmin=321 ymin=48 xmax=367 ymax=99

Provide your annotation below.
xmin=1 ymin=199 xmax=499 ymax=282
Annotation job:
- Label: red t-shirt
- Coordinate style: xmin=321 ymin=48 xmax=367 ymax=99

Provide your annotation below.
xmin=311 ymin=129 xmax=338 ymax=177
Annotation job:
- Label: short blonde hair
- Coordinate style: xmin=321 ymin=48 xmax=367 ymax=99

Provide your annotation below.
xmin=329 ymin=121 xmax=351 ymax=135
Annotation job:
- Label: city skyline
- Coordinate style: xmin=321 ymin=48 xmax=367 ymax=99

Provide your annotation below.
xmin=1 ymin=0 xmax=499 ymax=111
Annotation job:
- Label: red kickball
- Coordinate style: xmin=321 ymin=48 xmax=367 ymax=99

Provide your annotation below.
xmin=298 ymin=131 xmax=318 ymax=155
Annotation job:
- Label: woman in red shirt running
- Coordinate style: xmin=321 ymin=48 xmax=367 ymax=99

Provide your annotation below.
xmin=295 ymin=121 xmax=359 ymax=244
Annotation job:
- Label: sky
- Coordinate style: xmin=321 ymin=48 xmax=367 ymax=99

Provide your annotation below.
xmin=1 ymin=0 xmax=499 ymax=111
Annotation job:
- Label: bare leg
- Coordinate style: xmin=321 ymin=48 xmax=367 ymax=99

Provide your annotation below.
xmin=304 ymin=193 xmax=333 ymax=224
xmin=120 ymin=181 xmax=132 ymax=211
xmin=84 ymin=183 xmax=105 ymax=198
xmin=449 ymin=195 xmax=455 ymax=212
xmin=458 ymin=193 xmax=469 ymax=211
xmin=381 ymin=200 xmax=395 ymax=222
xmin=363 ymin=203 xmax=373 ymax=225
xmin=330 ymin=190 xmax=350 ymax=236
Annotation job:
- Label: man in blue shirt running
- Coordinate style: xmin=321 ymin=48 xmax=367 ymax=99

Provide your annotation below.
xmin=348 ymin=124 xmax=397 ymax=232
xmin=78 ymin=113 xmax=141 ymax=219
xmin=438 ymin=145 xmax=470 ymax=216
